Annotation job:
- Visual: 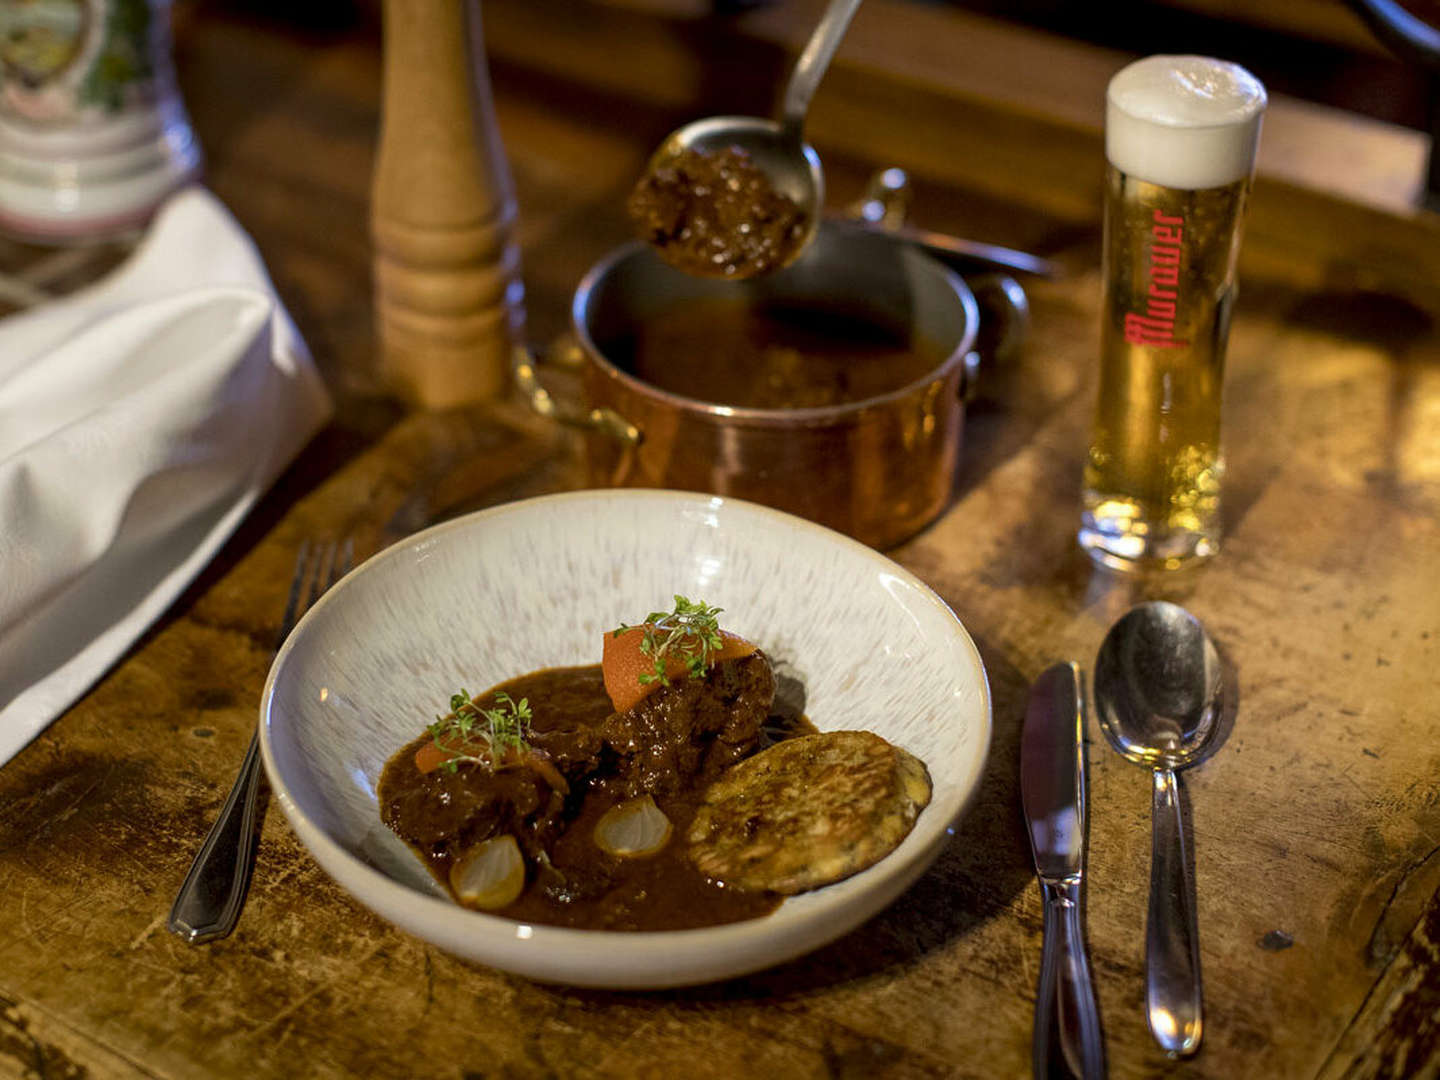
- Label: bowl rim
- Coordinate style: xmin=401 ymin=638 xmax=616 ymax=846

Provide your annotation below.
xmin=258 ymin=489 xmax=992 ymax=986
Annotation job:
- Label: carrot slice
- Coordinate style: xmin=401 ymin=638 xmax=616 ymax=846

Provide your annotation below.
xmin=415 ymin=739 xmax=568 ymax=796
xmin=414 ymin=736 xmax=484 ymax=774
xmin=414 ymin=740 xmax=450 ymax=774
xmin=601 ymin=625 xmax=756 ymax=713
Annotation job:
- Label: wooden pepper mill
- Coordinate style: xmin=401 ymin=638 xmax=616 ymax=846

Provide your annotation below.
xmin=371 ymin=0 xmax=524 ymax=408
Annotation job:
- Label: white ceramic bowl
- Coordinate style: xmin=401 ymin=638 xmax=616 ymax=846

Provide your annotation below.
xmin=260 ymin=490 xmax=991 ymax=989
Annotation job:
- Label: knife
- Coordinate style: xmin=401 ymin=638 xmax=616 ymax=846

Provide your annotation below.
xmin=1021 ymin=661 xmax=1106 ymax=1079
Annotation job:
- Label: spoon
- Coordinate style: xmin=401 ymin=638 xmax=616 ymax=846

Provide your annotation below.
xmin=1093 ymin=601 xmax=1224 ymax=1059
xmin=643 ymin=0 xmax=863 ymax=270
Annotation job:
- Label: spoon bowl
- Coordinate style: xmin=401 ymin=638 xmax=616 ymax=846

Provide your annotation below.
xmin=1094 ymin=601 xmax=1223 ymax=769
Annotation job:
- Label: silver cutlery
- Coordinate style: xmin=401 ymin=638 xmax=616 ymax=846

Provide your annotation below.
xmin=830 ymin=217 xmax=1060 ymax=279
xmin=841 ymin=168 xmax=1061 ymax=279
xmin=1021 ymin=660 xmax=1106 ymax=1079
xmin=168 ymin=538 xmax=353 ymax=944
xmin=1094 ymin=602 xmax=1223 ymax=1058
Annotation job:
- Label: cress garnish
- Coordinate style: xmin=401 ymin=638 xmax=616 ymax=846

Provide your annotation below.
xmin=425 ymin=689 xmax=532 ymax=774
xmin=613 ymin=595 xmax=725 ymax=687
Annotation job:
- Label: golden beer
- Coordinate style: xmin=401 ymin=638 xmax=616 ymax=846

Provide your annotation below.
xmin=1080 ymin=169 xmax=1250 ymax=564
xmin=1080 ymin=55 xmax=1266 ymax=569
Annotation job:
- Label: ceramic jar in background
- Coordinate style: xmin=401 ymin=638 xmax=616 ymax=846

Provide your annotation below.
xmin=0 ymin=0 xmax=201 ymax=243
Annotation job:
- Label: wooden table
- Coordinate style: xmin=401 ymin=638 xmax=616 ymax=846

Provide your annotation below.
xmin=2 ymin=2 xmax=1439 ymax=1077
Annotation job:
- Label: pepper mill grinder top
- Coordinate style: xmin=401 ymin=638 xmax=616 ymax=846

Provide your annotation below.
xmin=371 ymin=0 xmax=524 ymax=408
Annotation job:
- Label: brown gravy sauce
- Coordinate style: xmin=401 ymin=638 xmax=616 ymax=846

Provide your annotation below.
xmin=627 ymin=145 xmax=807 ymax=279
xmin=378 ymin=664 xmax=816 ymax=932
xmin=601 ymin=297 xmax=944 ymax=410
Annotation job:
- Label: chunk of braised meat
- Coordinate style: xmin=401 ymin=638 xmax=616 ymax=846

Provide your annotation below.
xmin=597 ymin=650 xmax=775 ymax=798
xmin=517 ymin=669 xmax=612 ymax=785
xmin=381 ymin=761 xmax=566 ymax=863
xmin=526 ymin=723 xmax=603 ymax=782
xmin=382 ymin=668 xmax=615 ymax=868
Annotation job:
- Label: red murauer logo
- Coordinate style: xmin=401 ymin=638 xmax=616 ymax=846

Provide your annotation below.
xmin=1124 ymin=210 xmax=1187 ymax=348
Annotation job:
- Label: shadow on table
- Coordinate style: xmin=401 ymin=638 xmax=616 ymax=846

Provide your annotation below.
xmin=558 ymin=634 xmax=1035 ymax=1006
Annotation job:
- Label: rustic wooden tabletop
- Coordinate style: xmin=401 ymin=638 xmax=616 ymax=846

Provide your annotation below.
xmin=2 ymin=2 xmax=1439 ymax=1077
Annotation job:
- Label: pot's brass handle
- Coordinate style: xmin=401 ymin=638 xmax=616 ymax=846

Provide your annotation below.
xmin=962 ymin=271 xmax=1030 ymax=402
xmin=961 ymin=350 xmax=983 ymax=405
xmin=512 ymin=341 xmax=642 ymax=446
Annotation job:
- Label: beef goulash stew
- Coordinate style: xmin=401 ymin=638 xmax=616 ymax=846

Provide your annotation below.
xmin=627 ymin=145 xmax=808 ymax=280
xmin=379 ymin=597 xmax=933 ymax=932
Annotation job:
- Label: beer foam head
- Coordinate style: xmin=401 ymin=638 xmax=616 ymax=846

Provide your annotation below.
xmin=1106 ymin=55 xmax=1266 ymax=189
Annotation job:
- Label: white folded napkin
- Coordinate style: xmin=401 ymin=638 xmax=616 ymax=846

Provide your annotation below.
xmin=0 ymin=186 xmax=332 ymax=766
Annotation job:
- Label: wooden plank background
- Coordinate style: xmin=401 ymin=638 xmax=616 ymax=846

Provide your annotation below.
xmin=0 ymin=2 xmax=1438 ymax=1077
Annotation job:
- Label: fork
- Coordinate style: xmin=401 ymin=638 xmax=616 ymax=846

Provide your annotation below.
xmin=168 ymin=539 xmax=353 ymax=944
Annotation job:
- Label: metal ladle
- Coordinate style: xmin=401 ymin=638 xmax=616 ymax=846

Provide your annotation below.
xmin=643 ymin=0 xmax=863 ymax=271
xmin=1094 ymin=601 xmax=1225 ymax=1058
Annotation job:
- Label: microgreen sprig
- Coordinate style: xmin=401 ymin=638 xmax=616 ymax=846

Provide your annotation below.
xmin=425 ymin=689 xmax=532 ymax=774
xmin=613 ymin=595 xmax=725 ymax=688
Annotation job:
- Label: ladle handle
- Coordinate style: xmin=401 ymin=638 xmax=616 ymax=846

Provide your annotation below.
xmin=1147 ymin=768 xmax=1204 ymax=1057
xmin=780 ymin=0 xmax=865 ymax=136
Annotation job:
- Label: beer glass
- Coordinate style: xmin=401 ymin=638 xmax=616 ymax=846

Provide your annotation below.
xmin=1079 ymin=55 xmax=1266 ymax=569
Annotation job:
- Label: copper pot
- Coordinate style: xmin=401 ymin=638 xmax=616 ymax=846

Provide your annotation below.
xmin=517 ymin=221 xmax=1024 ymax=549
